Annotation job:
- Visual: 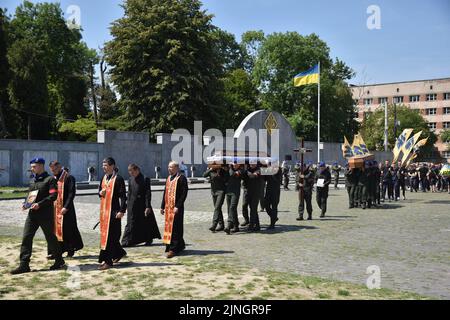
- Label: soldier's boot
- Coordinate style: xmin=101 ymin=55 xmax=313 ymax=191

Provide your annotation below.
xmin=296 ymin=214 xmax=304 ymax=221
xmin=268 ymin=217 xmax=278 ymax=229
xmin=10 ymin=264 xmax=31 ymax=275
xmin=362 ymin=202 xmax=366 ymax=210
xmin=50 ymin=258 xmax=66 ymax=271
xmin=209 ymin=223 xmax=218 ymax=232
xmin=224 ymin=222 xmax=233 ymax=235
xmin=307 ymin=213 xmax=313 ymax=220
xmin=215 ymin=222 xmax=225 ymax=232
xmin=367 ymin=200 xmax=372 ymax=209
xmin=231 ymin=225 xmax=240 ymax=233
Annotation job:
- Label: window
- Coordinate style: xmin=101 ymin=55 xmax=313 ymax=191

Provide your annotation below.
xmin=444 ymin=93 xmax=450 ymax=100
xmin=426 ymin=94 xmax=437 ymax=101
xmin=426 ymin=108 xmax=437 ymax=115
xmin=444 ymin=107 xmax=450 ymax=115
xmin=393 ymin=96 xmax=403 ymax=104
xmin=443 ymin=122 xmax=450 ymax=129
xmin=378 ymin=97 xmax=388 ymax=105
xmin=428 ymin=122 xmax=436 ymax=130
xmin=364 ymin=98 xmax=373 ymax=106
xmin=409 ymin=95 xmax=420 ymax=102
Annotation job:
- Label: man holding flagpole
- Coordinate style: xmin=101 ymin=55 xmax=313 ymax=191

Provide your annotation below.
xmin=294 ymin=63 xmax=321 ymax=162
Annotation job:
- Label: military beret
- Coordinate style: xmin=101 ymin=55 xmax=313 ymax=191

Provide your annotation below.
xmin=30 ymin=157 xmax=45 ymax=165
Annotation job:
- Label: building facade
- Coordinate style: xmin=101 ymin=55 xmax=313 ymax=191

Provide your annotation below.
xmin=351 ymin=77 xmax=450 ymax=161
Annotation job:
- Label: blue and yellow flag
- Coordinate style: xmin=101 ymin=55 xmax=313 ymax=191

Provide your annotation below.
xmin=392 ymin=129 xmax=413 ymax=163
xmin=294 ymin=64 xmax=319 ymax=87
xmin=342 ymin=136 xmax=354 ymax=159
xmin=401 ymin=131 xmax=422 ymax=166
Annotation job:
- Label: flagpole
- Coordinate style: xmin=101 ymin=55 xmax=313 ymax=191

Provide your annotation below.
xmin=317 ymin=61 xmax=321 ymax=163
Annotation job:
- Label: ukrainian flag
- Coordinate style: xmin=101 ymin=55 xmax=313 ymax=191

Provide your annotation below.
xmin=294 ymin=64 xmax=320 ymax=87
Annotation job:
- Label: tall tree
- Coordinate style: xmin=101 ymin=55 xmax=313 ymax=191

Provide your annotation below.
xmin=0 ymin=8 xmax=10 ymax=137
xmin=105 ymin=0 xmax=223 ymax=137
xmin=7 ymin=1 xmax=90 ymax=139
xmin=8 ymin=39 xmax=48 ymax=140
xmin=219 ymin=68 xmax=259 ymax=130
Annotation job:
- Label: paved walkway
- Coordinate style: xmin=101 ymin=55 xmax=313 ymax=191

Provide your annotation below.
xmin=0 ymin=188 xmax=449 ymax=298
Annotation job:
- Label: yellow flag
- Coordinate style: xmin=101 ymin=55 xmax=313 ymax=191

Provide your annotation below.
xmin=401 ymin=131 xmax=422 ymax=166
xmin=406 ymin=137 xmax=428 ymax=166
xmin=393 ymin=129 xmax=413 ymax=163
xmin=342 ymin=136 xmax=353 ymax=159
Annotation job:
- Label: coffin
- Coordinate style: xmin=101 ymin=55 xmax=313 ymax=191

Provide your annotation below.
xmin=348 ymin=154 xmax=375 ymax=168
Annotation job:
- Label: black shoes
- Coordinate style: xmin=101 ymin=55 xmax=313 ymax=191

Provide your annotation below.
xmin=209 ymin=224 xmax=217 ymax=232
xmin=10 ymin=265 xmax=31 ymax=275
xmin=308 ymin=215 xmax=312 ymax=220
xmin=67 ymin=250 xmax=75 ymax=258
xmin=50 ymin=259 xmax=66 ymax=271
xmin=296 ymin=216 xmax=304 ymax=221
xmin=248 ymin=224 xmax=260 ymax=232
xmin=215 ymin=224 xmax=225 ymax=232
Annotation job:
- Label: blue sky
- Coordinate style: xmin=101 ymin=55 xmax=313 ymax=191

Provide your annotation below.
xmin=3 ymin=0 xmax=450 ymax=84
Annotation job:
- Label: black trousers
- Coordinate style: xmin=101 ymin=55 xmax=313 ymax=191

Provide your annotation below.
xmin=316 ymin=188 xmax=328 ymax=215
xmin=382 ymin=182 xmax=394 ymax=199
xmin=395 ymin=181 xmax=406 ymax=199
xmin=298 ymin=190 xmax=313 ymax=218
xmin=247 ymin=188 xmax=261 ymax=226
xmin=226 ymin=192 xmax=240 ymax=226
xmin=99 ymin=216 xmax=126 ymax=265
xmin=211 ymin=190 xmax=225 ymax=226
xmin=265 ymin=191 xmax=280 ymax=223
xmin=20 ymin=212 xmax=62 ymax=266
xmin=241 ymin=188 xmax=249 ymax=222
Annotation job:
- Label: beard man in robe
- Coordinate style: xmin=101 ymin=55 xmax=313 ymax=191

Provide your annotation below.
xmin=160 ymin=161 xmax=188 ymax=258
xmin=121 ymin=164 xmax=161 ymax=247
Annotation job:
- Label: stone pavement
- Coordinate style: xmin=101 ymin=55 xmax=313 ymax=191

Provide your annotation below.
xmin=0 ymin=187 xmax=449 ymax=299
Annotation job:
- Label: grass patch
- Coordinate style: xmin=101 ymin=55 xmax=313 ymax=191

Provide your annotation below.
xmin=124 ymin=290 xmax=145 ymax=300
xmin=337 ymin=289 xmax=350 ymax=296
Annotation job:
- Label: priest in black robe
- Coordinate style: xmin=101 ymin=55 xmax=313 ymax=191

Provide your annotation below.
xmin=121 ymin=164 xmax=161 ymax=247
xmin=161 ymin=161 xmax=189 ymax=258
xmin=98 ymin=158 xmax=127 ymax=270
xmin=48 ymin=161 xmax=84 ymax=258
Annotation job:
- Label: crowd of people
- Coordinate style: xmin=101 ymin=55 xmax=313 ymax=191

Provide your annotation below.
xmin=9 ymin=156 xmax=449 ymax=274
xmin=11 ymin=157 xmax=187 ymax=274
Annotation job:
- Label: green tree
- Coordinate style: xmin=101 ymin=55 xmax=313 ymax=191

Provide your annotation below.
xmin=219 ymin=68 xmax=259 ymax=130
xmin=251 ymin=31 xmax=358 ymax=141
xmin=105 ymin=0 xmax=224 ymax=138
xmin=7 ymin=1 xmax=90 ymax=139
xmin=440 ymin=129 xmax=450 ymax=151
xmin=360 ymin=104 xmax=437 ymax=153
xmin=7 ymin=39 xmax=49 ymax=139
xmin=0 ymin=8 xmax=11 ymax=137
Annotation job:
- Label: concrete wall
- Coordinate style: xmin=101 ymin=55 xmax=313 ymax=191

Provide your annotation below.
xmin=0 ymin=129 xmax=392 ymax=186
xmin=0 ymin=139 xmax=103 ymax=186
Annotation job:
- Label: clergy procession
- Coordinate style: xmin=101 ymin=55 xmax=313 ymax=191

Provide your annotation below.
xmin=10 ymin=142 xmax=450 ymax=275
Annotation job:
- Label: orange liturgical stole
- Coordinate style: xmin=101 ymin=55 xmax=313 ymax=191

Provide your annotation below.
xmin=100 ymin=174 xmax=116 ymax=250
xmin=163 ymin=174 xmax=180 ymax=245
xmin=54 ymin=170 xmax=68 ymax=242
